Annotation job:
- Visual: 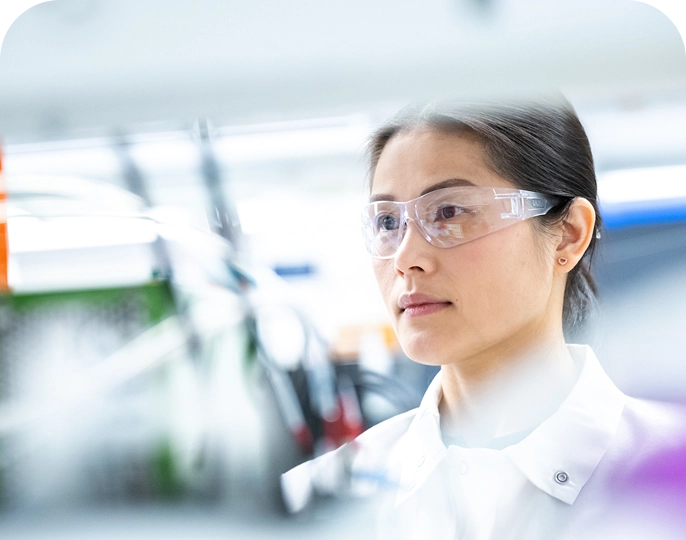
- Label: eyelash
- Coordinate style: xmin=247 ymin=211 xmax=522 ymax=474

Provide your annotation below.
xmin=434 ymin=205 xmax=471 ymax=221
xmin=375 ymin=214 xmax=400 ymax=231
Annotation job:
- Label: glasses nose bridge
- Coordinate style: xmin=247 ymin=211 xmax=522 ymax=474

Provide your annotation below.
xmin=397 ymin=198 xmax=421 ymax=228
xmin=394 ymin=199 xmax=430 ymax=252
xmin=396 ymin=200 xmax=414 ymax=240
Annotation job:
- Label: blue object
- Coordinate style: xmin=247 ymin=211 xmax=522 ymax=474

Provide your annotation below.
xmin=600 ymin=197 xmax=686 ymax=229
xmin=273 ymin=264 xmax=316 ymax=278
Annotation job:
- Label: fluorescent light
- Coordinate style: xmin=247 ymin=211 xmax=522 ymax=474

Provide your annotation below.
xmin=8 ymin=215 xmax=158 ymax=253
xmin=214 ymin=122 xmax=371 ymax=163
xmin=598 ymin=165 xmax=686 ymax=204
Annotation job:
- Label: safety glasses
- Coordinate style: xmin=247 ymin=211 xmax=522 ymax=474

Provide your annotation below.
xmin=361 ymin=186 xmax=560 ymax=259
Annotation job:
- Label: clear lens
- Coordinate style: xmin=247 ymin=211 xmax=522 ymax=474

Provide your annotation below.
xmin=363 ymin=202 xmax=404 ymax=258
xmin=416 ymin=188 xmax=494 ymax=248
xmin=362 ymin=187 xmax=556 ymax=258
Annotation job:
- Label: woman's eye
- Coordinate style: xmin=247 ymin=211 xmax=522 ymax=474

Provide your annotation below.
xmin=436 ymin=205 xmax=468 ymax=220
xmin=375 ymin=214 xmax=399 ymax=232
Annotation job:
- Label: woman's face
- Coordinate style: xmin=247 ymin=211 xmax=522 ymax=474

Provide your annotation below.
xmin=370 ymin=129 xmax=560 ymax=368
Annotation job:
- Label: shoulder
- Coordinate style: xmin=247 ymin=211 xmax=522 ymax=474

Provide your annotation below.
xmin=606 ymin=396 xmax=686 ymax=475
xmin=601 ymin=397 xmax=686 ymax=518
xmin=280 ymin=408 xmax=419 ymax=513
xmin=354 ymin=407 xmax=419 ymax=452
xmin=619 ymin=397 xmax=686 ymax=446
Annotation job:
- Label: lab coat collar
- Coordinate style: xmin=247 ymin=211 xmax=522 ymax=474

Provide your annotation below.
xmin=391 ymin=372 xmax=446 ymax=507
xmin=394 ymin=344 xmax=625 ymax=507
xmin=503 ymin=344 xmax=625 ymax=504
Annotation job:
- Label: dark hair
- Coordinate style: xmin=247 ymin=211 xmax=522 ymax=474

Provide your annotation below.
xmin=368 ymin=98 xmax=601 ymax=337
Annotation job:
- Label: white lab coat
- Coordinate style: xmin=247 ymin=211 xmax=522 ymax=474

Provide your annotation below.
xmin=281 ymin=345 xmax=686 ymax=539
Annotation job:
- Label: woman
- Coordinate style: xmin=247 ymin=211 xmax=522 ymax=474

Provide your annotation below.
xmin=282 ymin=98 xmax=686 ymax=539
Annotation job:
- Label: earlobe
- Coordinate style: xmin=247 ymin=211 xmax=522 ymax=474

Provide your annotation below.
xmin=555 ymin=198 xmax=596 ymax=272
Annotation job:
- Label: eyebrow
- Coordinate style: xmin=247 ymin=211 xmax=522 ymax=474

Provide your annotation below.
xmin=369 ymin=178 xmax=476 ymax=203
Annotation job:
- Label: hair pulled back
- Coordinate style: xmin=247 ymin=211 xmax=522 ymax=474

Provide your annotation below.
xmin=368 ymin=98 xmax=601 ymax=337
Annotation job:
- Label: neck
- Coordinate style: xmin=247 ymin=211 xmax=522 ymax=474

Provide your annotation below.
xmin=439 ymin=334 xmax=579 ymax=447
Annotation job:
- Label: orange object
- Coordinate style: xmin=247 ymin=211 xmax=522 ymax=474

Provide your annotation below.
xmin=331 ymin=323 xmax=400 ymax=362
xmin=0 ymin=146 xmax=8 ymax=291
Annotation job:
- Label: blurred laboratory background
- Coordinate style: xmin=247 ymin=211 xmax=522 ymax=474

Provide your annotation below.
xmin=0 ymin=0 xmax=685 ymax=538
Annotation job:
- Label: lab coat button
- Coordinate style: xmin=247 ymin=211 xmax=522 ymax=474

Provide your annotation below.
xmin=458 ymin=461 xmax=469 ymax=475
xmin=418 ymin=455 xmax=426 ymax=467
xmin=555 ymin=471 xmax=569 ymax=484
xmin=406 ymin=481 xmax=415 ymax=492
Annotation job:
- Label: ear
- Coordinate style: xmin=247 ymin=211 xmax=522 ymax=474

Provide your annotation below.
xmin=555 ymin=198 xmax=596 ymax=273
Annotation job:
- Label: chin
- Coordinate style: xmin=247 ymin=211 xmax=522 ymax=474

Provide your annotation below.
xmin=398 ymin=332 xmax=454 ymax=367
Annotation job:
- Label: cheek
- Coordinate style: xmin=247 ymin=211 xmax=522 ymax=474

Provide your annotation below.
xmin=441 ymin=248 xmax=493 ymax=318
xmin=445 ymin=228 xmax=550 ymax=321
xmin=371 ymin=259 xmax=395 ymax=308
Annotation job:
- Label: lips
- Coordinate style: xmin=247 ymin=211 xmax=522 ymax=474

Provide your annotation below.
xmin=398 ymin=293 xmax=452 ymax=317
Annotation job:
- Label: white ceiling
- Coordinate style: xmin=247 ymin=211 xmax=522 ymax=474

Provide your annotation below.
xmin=0 ymin=0 xmax=684 ymax=144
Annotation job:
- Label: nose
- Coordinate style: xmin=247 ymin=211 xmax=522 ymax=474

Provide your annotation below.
xmin=393 ymin=218 xmax=436 ymax=276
